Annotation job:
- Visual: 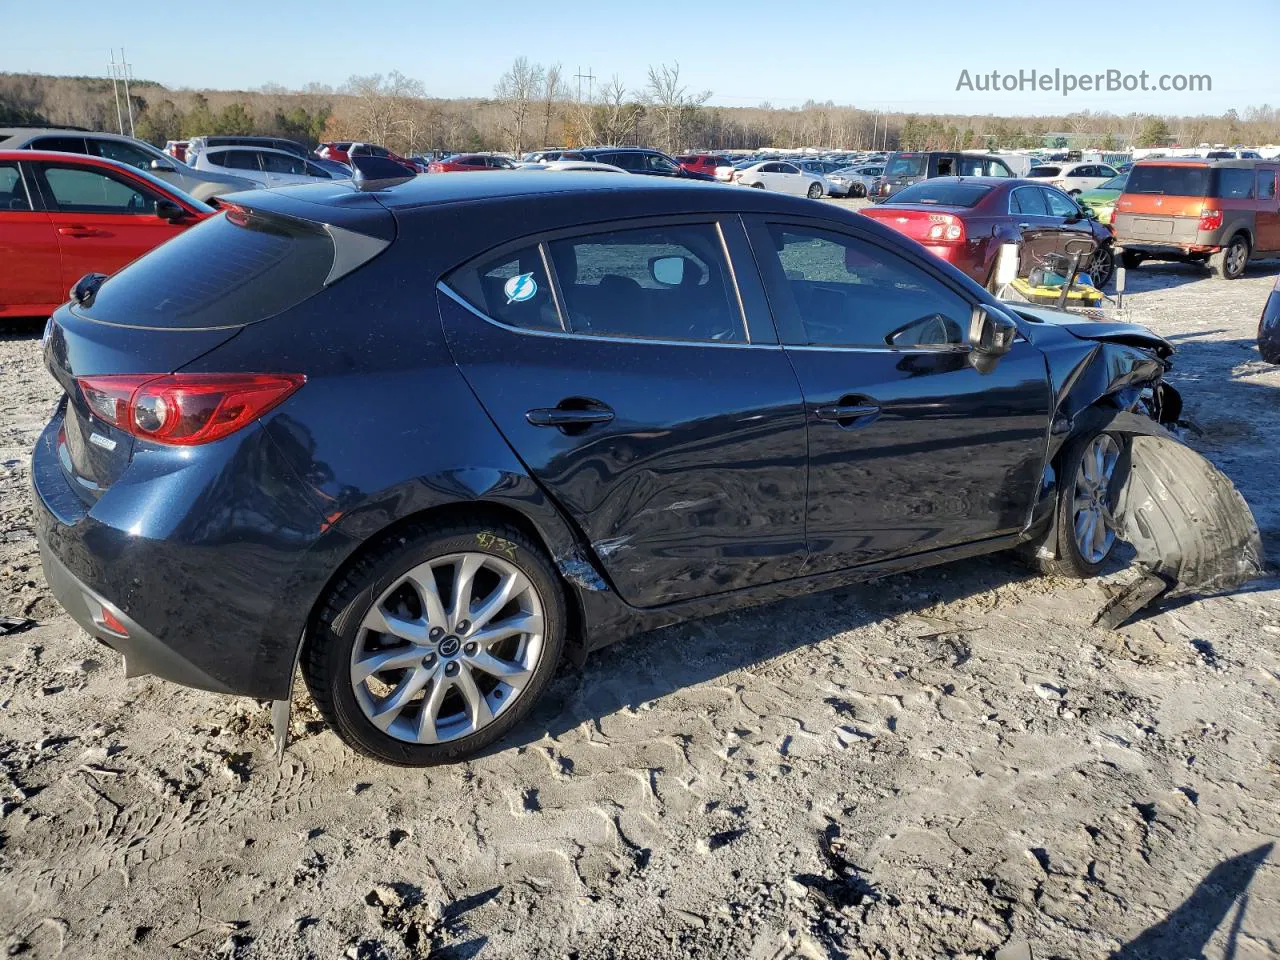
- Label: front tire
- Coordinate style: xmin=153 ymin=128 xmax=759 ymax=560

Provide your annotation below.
xmin=1089 ymin=243 xmax=1115 ymax=288
xmin=807 ymin=182 xmax=824 ymax=199
xmin=1034 ymin=432 xmax=1125 ymax=579
xmin=302 ymin=519 xmax=566 ymax=765
xmin=750 ymin=181 xmax=765 ymax=189
xmin=1209 ymin=234 xmax=1249 ymax=280
xmin=1120 ymin=250 xmax=1143 ymax=270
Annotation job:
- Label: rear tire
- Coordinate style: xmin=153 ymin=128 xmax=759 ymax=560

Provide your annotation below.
xmin=302 ymin=518 xmax=566 ymax=765
xmin=852 ymin=183 xmax=867 ymax=198
xmin=1209 ymin=234 xmax=1249 ymax=280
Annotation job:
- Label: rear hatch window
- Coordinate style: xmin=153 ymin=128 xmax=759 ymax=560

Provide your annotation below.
xmin=886 ymin=181 xmax=993 ymax=207
xmin=884 ymin=154 xmax=927 ymax=178
xmin=1125 ymin=165 xmax=1210 ymax=197
xmin=1027 ymin=166 xmax=1060 ymax=177
xmin=75 ymin=209 xmax=336 ymax=330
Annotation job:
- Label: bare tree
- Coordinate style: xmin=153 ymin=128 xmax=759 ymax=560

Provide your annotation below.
xmin=641 ymin=62 xmax=710 ymax=154
xmin=572 ymin=76 xmax=644 ymax=146
xmin=494 ymin=57 xmax=544 ymax=155
xmin=343 ymin=71 xmax=426 ymax=151
xmin=540 ymin=64 xmax=563 ymax=147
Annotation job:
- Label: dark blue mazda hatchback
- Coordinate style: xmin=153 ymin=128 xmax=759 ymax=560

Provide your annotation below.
xmin=33 ymin=171 xmax=1182 ymax=765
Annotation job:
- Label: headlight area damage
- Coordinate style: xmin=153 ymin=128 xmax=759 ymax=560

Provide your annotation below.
xmin=1094 ymin=411 xmax=1265 ymax=629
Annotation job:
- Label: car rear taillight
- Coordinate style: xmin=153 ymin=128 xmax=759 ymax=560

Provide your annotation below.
xmin=77 ymin=374 xmax=305 ymax=446
xmin=1198 ymin=208 xmax=1223 ymax=231
xmin=926 ymin=214 xmax=965 ymax=242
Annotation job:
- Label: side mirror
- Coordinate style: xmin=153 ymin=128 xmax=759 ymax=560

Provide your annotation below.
xmin=150 ymin=158 xmax=176 ymax=172
xmin=70 ymin=272 xmax=109 ymax=308
xmin=650 ymin=256 xmax=686 ymax=286
xmin=155 ymin=200 xmax=186 ymax=222
xmin=968 ymin=304 xmax=1017 ymax=374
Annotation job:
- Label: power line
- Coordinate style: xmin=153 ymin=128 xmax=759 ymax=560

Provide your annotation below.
xmin=574 ymin=66 xmax=595 ymax=103
xmin=105 ymin=48 xmax=136 ymax=137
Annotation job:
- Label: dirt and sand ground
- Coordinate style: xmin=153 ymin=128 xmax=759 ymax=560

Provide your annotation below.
xmin=0 ymin=221 xmax=1277 ymax=959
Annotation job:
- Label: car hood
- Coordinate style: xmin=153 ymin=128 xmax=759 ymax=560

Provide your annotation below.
xmin=1078 ymin=189 xmax=1120 ymax=204
xmin=1010 ymin=303 xmax=1173 ymax=358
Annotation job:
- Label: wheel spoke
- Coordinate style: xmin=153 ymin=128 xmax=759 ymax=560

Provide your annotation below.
xmin=404 ymin=565 xmax=448 ymax=628
xmin=469 ymin=571 xmax=531 ymax=633
xmin=468 ymin=648 xmax=532 ymax=687
xmin=1073 ymin=495 xmax=1093 ymax=516
xmin=352 ymin=645 xmax=425 ymax=685
xmin=416 ymin=671 xmax=452 ymax=742
xmin=470 ymin=610 xmax=543 ymax=649
xmin=363 ymin=605 xmax=430 ymax=644
xmin=449 ymin=554 xmax=484 ymax=628
xmin=455 ymin=665 xmax=495 ymax=730
xmin=369 ymin=665 xmax=431 ymax=731
xmin=1091 ymin=510 xmax=1108 ymax=556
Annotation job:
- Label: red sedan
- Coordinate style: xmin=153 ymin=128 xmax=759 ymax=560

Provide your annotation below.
xmin=316 ymin=142 xmax=419 ymax=173
xmin=0 ymin=150 xmax=213 ymax=319
xmin=427 ymin=154 xmax=519 ymax=173
xmin=860 ymin=176 xmax=1115 ymax=289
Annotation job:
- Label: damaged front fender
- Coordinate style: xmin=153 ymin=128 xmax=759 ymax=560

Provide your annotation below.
xmin=1088 ymin=411 xmax=1265 ymax=628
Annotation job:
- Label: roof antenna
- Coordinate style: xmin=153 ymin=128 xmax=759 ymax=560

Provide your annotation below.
xmin=350 ymin=154 xmax=414 ymax=191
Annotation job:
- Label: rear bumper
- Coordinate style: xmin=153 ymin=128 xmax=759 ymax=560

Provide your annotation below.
xmin=1117 ymin=242 xmax=1218 ymax=260
xmin=31 ymin=413 xmax=329 ymax=700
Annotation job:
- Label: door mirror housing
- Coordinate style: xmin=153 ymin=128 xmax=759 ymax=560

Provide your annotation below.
xmin=155 ymin=200 xmax=186 ymax=222
xmin=968 ymin=304 xmax=1017 ymax=373
xmin=150 ymin=158 xmax=176 ymax=172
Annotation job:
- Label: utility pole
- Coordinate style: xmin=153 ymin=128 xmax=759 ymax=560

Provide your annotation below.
xmin=120 ymin=49 xmax=135 ymax=138
xmin=107 ymin=50 xmax=124 ymax=135
xmin=573 ymin=67 xmax=595 ymax=103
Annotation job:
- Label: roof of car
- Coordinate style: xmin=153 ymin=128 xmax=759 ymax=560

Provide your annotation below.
xmin=0 ymin=127 xmax=137 ymax=145
xmin=1134 ymin=157 xmax=1267 ymax=168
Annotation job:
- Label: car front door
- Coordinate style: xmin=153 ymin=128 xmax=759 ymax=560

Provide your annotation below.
xmin=0 ymin=160 xmax=63 ymax=315
xmin=745 ymin=216 xmax=1051 ymax=572
xmin=1040 ymin=187 xmax=1095 ymax=242
xmin=31 ymin=160 xmax=189 ymax=291
xmin=1009 ymin=185 xmax=1055 ymax=236
xmin=437 ymin=217 xmax=810 ymax=607
xmin=774 ymin=163 xmax=804 ymax=195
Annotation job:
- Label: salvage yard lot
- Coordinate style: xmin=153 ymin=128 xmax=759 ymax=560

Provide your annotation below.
xmin=1 ymin=227 xmax=1278 ymax=958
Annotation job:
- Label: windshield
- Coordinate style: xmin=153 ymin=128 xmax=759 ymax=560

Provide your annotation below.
xmin=888 ymin=181 xmax=994 ymax=207
xmin=1126 ymin=165 xmax=1211 ymax=197
xmin=1096 ymin=174 xmax=1128 ymax=191
xmin=884 ymin=154 xmax=927 ymax=178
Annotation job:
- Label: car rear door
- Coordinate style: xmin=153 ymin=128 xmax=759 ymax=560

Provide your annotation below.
xmin=0 ymin=159 xmax=63 ymax=315
xmin=1256 ymin=167 xmax=1280 ymax=253
xmin=30 ymin=159 xmax=190 ymax=291
xmin=437 ymin=216 xmax=810 ymax=608
xmin=744 ymin=215 xmax=1051 ymax=572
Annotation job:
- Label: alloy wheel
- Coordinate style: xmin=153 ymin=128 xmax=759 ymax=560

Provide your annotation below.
xmin=1072 ymin=434 xmax=1120 ymax=564
xmin=350 ymin=552 xmax=545 ymax=744
xmin=1227 ymin=239 xmax=1248 ymax=276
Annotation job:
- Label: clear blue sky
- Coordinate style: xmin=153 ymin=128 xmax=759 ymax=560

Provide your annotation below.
xmin=5 ymin=0 xmax=1273 ymax=115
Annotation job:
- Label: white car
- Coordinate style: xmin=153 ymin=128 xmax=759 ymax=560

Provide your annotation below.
xmin=524 ymin=160 xmax=627 ymax=174
xmin=192 ymin=146 xmax=339 ymax=188
xmin=733 ymin=161 xmax=828 ymax=198
xmin=826 ymin=165 xmax=884 ymax=198
xmin=1026 ymin=162 xmax=1120 ymax=196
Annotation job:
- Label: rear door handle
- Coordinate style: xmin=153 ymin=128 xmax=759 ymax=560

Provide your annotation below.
xmin=57 ymin=226 xmax=105 ymax=238
xmin=815 ymin=396 xmax=881 ymax=427
xmin=526 ymin=401 xmax=615 ymax=431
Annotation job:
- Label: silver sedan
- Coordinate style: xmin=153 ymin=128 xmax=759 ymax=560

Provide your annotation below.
xmin=826 ymin=165 xmax=884 ymax=198
xmin=733 ymin=160 xmax=829 ymax=198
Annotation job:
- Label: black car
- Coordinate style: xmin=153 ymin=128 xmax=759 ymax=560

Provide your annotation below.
xmin=562 ymin=147 xmax=718 ymax=181
xmin=876 ymin=151 xmax=1015 ymax=200
xmin=34 ymin=172 xmax=1180 ymax=766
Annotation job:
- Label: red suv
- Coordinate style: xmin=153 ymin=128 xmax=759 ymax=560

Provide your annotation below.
xmin=0 ymin=151 xmax=213 ymax=319
xmin=316 ymin=142 xmax=419 ymax=173
xmin=426 ymin=154 xmax=519 ymax=173
xmin=675 ymin=154 xmax=732 ymax=180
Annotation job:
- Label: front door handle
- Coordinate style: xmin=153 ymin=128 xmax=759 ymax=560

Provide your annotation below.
xmin=1017 ymin=222 xmax=1032 ymax=229
xmin=526 ymin=400 xmax=615 ymax=432
xmin=57 ymin=226 xmax=105 ymax=238
xmin=815 ymin=396 xmax=881 ymax=427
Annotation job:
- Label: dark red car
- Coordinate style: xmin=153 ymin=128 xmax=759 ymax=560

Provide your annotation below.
xmin=427 ymin=154 xmax=519 ymax=173
xmin=675 ymin=153 xmax=732 ymax=179
xmin=860 ymin=176 xmax=1115 ymax=289
xmin=0 ymin=150 xmax=213 ymax=319
xmin=316 ymin=142 xmax=419 ymax=173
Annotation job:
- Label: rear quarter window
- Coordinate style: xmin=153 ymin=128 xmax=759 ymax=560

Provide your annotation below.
xmin=445 ymin=245 xmax=560 ymax=332
xmin=1212 ymin=168 xmax=1255 ymax=199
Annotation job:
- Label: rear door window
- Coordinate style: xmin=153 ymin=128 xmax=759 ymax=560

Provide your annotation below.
xmin=89 ymin=138 xmax=156 ymax=171
xmin=0 ymin=162 xmax=31 ymax=210
xmin=261 ymin=152 xmax=306 ymax=175
xmin=445 ymin=244 xmax=560 ymax=332
xmin=548 ymin=223 xmax=744 ymax=342
xmin=75 ymin=209 xmax=337 ymax=329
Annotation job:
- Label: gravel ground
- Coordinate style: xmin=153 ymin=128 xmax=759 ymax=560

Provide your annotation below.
xmin=0 ymin=230 xmax=1278 ymax=959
